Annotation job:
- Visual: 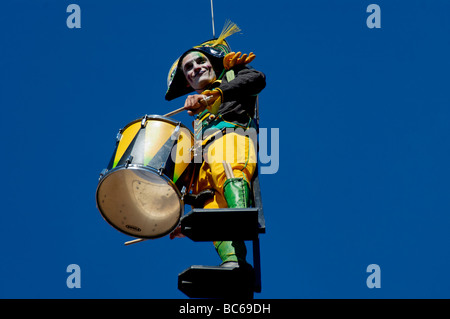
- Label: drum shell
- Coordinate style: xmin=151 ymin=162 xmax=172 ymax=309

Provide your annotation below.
xmin=96 ymin=115 xmax=195 ymax=239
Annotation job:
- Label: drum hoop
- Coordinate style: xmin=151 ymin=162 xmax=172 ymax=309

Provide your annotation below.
xmin=97 ymin=164 xmax=183 ymax=196
xmin=95 ymin=164 xmax=184 ymax=239
xmin=121 ymin=114 xmax=193 ymax=136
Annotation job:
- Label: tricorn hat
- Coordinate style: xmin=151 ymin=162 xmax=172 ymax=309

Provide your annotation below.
xmin=165 ymin=21 xmax=240 ymax=101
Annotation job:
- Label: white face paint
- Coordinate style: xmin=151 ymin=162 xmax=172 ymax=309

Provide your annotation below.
xmin=181 ymin=51 xmax=216 ymax=92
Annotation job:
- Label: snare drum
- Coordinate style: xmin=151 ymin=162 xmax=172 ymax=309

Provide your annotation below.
xmin=96 ymin=115 xmax=194 ymax=239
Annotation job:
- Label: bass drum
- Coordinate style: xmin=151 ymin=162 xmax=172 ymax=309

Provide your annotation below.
xmin=96 ymin=115 xmax=194 ymax=239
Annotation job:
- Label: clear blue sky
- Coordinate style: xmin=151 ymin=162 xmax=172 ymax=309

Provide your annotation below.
xmin=1 ymin=0 xmax=450 ymax=298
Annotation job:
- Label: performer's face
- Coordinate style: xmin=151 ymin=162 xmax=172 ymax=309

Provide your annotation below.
xmin=181 ymin=51 xmax=216 ymax=91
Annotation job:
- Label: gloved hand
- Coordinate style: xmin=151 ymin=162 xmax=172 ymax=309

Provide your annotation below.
xmin=223 ymin=51 xmax=256 ymax=70
xmin=201 ymin=88 xmax=221 ymax=101
xmin=201 ymin=88 xmax=222 ymax=114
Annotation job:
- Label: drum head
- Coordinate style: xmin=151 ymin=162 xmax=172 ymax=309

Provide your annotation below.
xmin=96 ymin=166 xmax=182 ymax=239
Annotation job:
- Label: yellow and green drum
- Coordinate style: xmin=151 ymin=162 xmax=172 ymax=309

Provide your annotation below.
xmin=96 ymin=115 xmax=195 ymax=239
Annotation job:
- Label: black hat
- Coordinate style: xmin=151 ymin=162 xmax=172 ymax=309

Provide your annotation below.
xmin=165 ymin=21 xmax=240 ymax=101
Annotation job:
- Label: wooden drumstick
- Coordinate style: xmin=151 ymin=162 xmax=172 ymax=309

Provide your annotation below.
xmin=163 ymin=95 xmax=215 ymax=117
xmin=124 ymin=238 xmax=148 ymax=246
xmin=163 ymin=106 xmax=185 ymax=117
xmin=223 ymin=161 xmax=234 ymax=179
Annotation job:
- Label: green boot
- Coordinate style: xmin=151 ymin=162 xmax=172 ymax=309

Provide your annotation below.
xmin=223 ymin=177 xmax=251 ymax=208
xmin=214 ymin=177 xmax=251 ymax=266
xmin=214 ymin=240 xmax=247 ymax=264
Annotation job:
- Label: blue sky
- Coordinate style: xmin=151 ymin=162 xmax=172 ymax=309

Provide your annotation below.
xmin=1 ymin=0 xmax=450 ymax=298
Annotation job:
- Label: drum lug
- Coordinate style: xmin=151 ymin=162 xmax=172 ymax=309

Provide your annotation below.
xmin=170 ymin=123 xmax=181 ymax=140
xmin=141 ymin=114 xmax=149 ymax=128
xmin=158 ymin=162 xmax=165 ymax=175
xmin=125 ymin=155 xmax=133 ymax=168
xmin=116 ymin=129 xmax=123 ymax=144
xmin=117 ymin=128 xmax=124 ymax=140
xmin=99 ymin=168 xmax=108 ymax=180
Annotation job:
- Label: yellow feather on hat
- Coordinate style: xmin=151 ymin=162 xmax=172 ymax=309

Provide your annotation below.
xmin=211 ymin=20 xmax=241 ymax=47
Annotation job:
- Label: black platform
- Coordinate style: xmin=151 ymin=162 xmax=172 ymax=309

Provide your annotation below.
xmin=178 ymin=264 xmax=255 ymax=299
xmin=180 ymin=172 xmax=265 ymax=241
xmin=180 ymin=208 xmax=263 ymax=242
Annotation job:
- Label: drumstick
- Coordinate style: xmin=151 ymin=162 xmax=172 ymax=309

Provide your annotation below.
xmin=124 ymin=238 xmax=148 ymax=246
xmin=163 ymin=106 xmax=185 ymax=117
xmin=222 ymin=161 xmax=234 ymax=179
xmin=163 ymin=95 xmax=215 ymax=117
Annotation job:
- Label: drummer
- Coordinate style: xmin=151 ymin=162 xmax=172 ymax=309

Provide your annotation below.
xmin=166 ymin=22 xmax=266 ymax=270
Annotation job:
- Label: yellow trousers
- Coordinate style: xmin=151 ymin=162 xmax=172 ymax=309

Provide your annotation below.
xmin=194 ymin=132 xmax=257 ymax=208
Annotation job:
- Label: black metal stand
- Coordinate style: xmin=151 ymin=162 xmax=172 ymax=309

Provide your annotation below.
xmin=178 ymin=264 xmax=255 ymax=299
xmin=177 ymin=173 xmax=265 ymax=299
